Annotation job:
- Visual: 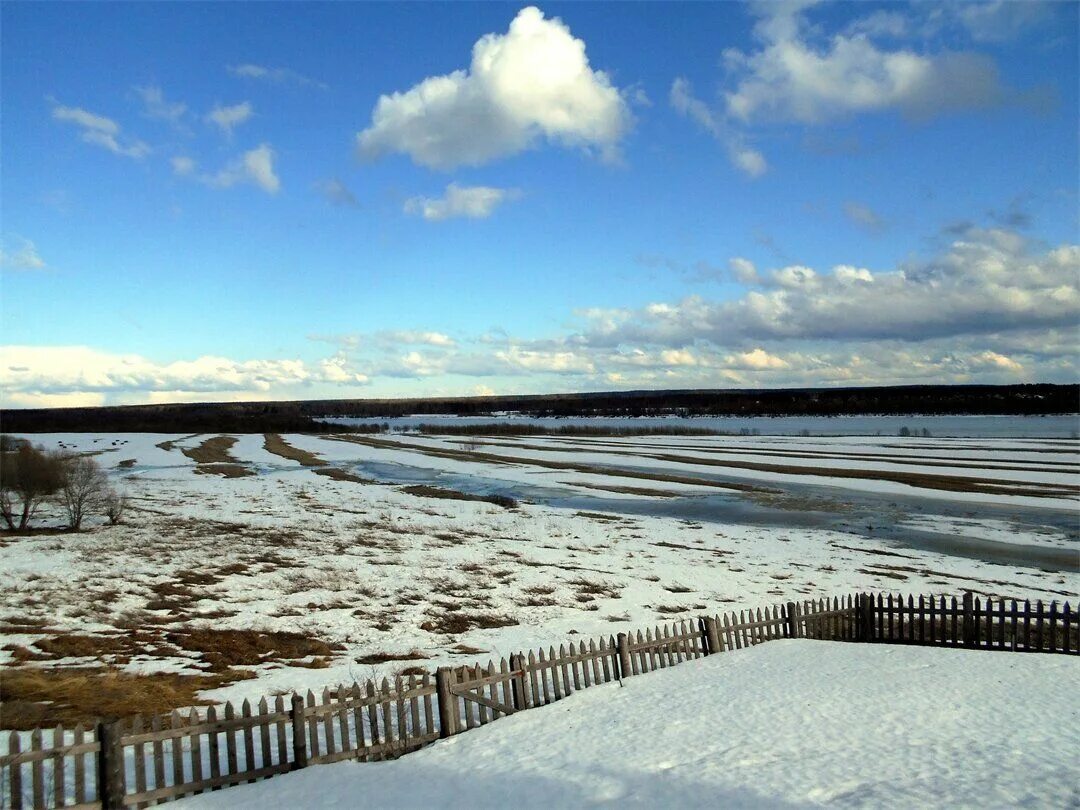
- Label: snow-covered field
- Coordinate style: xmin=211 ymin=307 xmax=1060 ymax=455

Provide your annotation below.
xmin=2 ymin=431 xmax=1077 ymax=711
xmin=177 ymin=640 xmax=1080 ymax=809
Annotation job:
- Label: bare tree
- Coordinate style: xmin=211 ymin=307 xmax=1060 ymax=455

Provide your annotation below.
xmin=103 ymin=490 xmax=127 ymax=525
xmin=0 ymin=444 xmax=65 ymax=531
xmin=59 ymin=454 xmax=109 ymax=531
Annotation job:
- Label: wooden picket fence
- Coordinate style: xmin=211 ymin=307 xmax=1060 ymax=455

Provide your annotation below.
xmin=2 ymin=592 xmax=1074 ymax=809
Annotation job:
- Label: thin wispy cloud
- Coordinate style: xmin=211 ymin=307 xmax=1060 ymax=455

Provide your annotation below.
xmin=404 ymin=183 xmax=521 ymax=221
xmin=0 ymin=236 xmax=46 ymax=271
xmin=227 ymin=63 xmax=328 ymax=90
xmin=49 ymin=101 xmax=150 ymax=159
xmin=206 ymin=101 xmax=253 ymax=136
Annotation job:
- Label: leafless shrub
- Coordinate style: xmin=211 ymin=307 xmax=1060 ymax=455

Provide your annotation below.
xmin=59 ymin=455 xmax=111 ymax=531
xmin=1 ymin=444 xmax=66 ymax=531
xmin=103 ymin=491 xmax=128 ymax=525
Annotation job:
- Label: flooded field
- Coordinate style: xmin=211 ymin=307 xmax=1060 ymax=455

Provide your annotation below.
xmin=2 ymin=429 xmax=1077 ymax=725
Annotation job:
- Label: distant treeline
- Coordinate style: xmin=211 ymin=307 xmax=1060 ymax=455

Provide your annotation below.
xmin=2 ymin=384 xmax=1076 ymax=433
xmin=413 ymin=423 xmax=723 ymax=437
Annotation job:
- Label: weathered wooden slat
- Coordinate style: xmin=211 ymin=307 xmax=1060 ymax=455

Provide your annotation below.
xmin=1036 ymin=600 xmax=1045 ymax=651
xmin=257 ymin=699 xmax=272 ymax=772
xmin=320 ymin=689 xmax=336 ymax=758
xmin=30 ymin=728 xmax=43 ymax=810
xmin=380 ymin=679 xmax=396 ymax=749
xmin=274 ymin=696 xmax=288 ymax=770
xmin=1063 ymin=603 xmax=1073 ymax=655
xmin=132 ymin=716 xmax=148 ymax=808
xmin=188 ymin=708 xmax=203 ymax=794
xmin=120 ymin=761 xmax=293 ymax=805
xmin=305 ymin=692 xmax=319 ymax=761
xmin=242 ymin=700 xmax=256 ymax=782
xmin=149 ymin=715 xmax=165 ymax=803
xmin=73 ymin=724 xmax=88 ymax=807
xmin=223 ymin=702 xmax=239 ymax=783
xmin=52 ymin=724 xmax=65 ymax=810
xmin=8 ymin=731 xmax=23 ymax=810
xmin=206 ymin=706 xmax=221 ymax=792
xmin=122 ymin=711 xmax=291 ymax=746
xmin=169 ymin=712 xmax=184 ymax=794
xmin=366 ymin=682 xmax=382 ymax=756
xmin=1024 ymin=599 xmax=1032 ymax=650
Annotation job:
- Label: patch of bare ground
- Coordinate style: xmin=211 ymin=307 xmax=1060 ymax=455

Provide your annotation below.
xmin=193 ymin=463 xmax=255 ymax=478
xmin=180 ymin=435 xmax=241 ymax=464
xmin=312 ymin=467 xmax=371 ymax=483
xmin=355 ymin=649 xmax=430 ymax=665
xmin=0 ymin=666 xmax=252 ymax=729
xmin=155 ymin=434 xmax=201 ymax=452
xmin=419 ymin=611 xmax=518 ymax=635
xmin=567 ymin=482 xmax=681 ymax=498
xmin=165 ymin=628 xmax=343 ymax=671
xmin=115 ymin=458 xmax=137 ymax=469
xmin=400 ymin=485 xmax=517 ymax=509
xmin=262 ymin=433 xmax=327 ymax=466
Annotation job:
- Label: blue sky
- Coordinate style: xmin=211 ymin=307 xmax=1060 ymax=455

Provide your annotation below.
xmin=2 ymin=1 xmax=1077 ymax=407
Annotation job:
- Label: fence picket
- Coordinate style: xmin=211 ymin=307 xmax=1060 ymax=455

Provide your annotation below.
xmin=51 ymin=724 xmax=65 ymax=810
xmin=73 ymin=724 xmax=87 ymax=807
xmin=274 ymin=696 xmax=288 ymax=770
xmin=188 ymin=708 xmax=203 ymax=794
xmin=1063 ymin=603 xmax=1073 ymax=655
xmin=380 ymin=679 xmax=396 ymax=749
xmin=365 ymin=682 xmax=381 ymax=756
xmin=30 ymin=728 xmax=43 ymax=810
xmin=224 ymin=702 xmax=239 ymax=784
xmin=257 ymin=699 xmax=272 ymax=772
xmin=241 ymin=700 xmax=256 ymax=781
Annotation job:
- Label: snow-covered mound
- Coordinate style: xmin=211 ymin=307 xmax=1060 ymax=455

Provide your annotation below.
xmin=179 ymin=640 xmax=1079 ymax=808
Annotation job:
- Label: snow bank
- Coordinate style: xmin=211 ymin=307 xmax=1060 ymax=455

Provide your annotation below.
xmin=179 ymin=641 xmax=1080 ymax=808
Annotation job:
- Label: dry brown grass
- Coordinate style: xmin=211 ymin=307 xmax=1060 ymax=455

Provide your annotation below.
xmin=115 ymin=458 xmax=137 ymax=469
xmin=419 ymin=611 xmax=518 ymax=635
xmin=262 ymin=434 xmax=327 ymax=466
xmin=312 ymin=467 xmax=370 ymax=484
xmin=193 ymin=463 xmax=255 ymax=478
xmin=355 ymin=649 xmax=431 ymax=665
xmin=400 ymin=485 xmax=517 ymax=509
xmin=181 ymin=435 xmax=240 ymax=464
xmin=0 ymin=666 xmax=250 ymax=729
xmin=165 ymin=628 xmax=344 ymax=671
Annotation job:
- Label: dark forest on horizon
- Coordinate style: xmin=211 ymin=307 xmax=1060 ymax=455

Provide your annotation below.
xmin=2 ymin=384 xmax=1077 ymax=434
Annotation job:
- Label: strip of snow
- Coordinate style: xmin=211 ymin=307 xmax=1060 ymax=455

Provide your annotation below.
xmin=178 ymin=640 xmax=1080 ymax=809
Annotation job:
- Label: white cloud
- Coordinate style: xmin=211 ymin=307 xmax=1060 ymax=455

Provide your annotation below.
xmin=670 ymin=79 xmax=767 ymax=177
xmin=404 ymin=183 xmax=520 ymax=221
xmin=0 ymin=345 xmax=367 ymax=406
xmin=0 ymin=236 xmax=46 ymax=271
xmin=729 ymin=257 xmax=759 ymax=284
xmin=379 ymin=331 xmax=456 ymax=347
xmin=954 ymin=1 xmax=1052 ymax=43
xmin=205 ymin=144 xmax=280 ymax=194
xmin=576 ymin=228 xmax=1080 ymax=347
xmin=227 ymin=63 xmax=327 ymax=90
xmin=724 ymin=3 xmax=1007 ymax=125
xmin=134 ymin=85 xmax=187 ymax=124
xmin=206 ymin=101 xmax=253 ymax=135
xmin=50 ymin=102 xmax=150 ymax=159
xmin=171 ymin=156 xmax=196 ymax=176
xmin=357 ymin=6 xmax=632 ymax=169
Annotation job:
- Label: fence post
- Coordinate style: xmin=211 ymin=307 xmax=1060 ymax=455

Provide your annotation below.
xmin=96 ymin=720 xmax=123 ymax=810
xmin=435 ymin=667 xmax=457 ymax=738
xmin=702 ymin=616 xmax=722 ymax=655
xmin=962 ymin=592 xmax=976 ymax=648
xmin=509 ymin=654 xmax=529 ymax=710
xmin=616 ymin=633 xmax=632 ymax=680
xmin=784 ymin=602 xmax=799 ymax=639
xmin=290 ymin=694 xmax=308 ymax=769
